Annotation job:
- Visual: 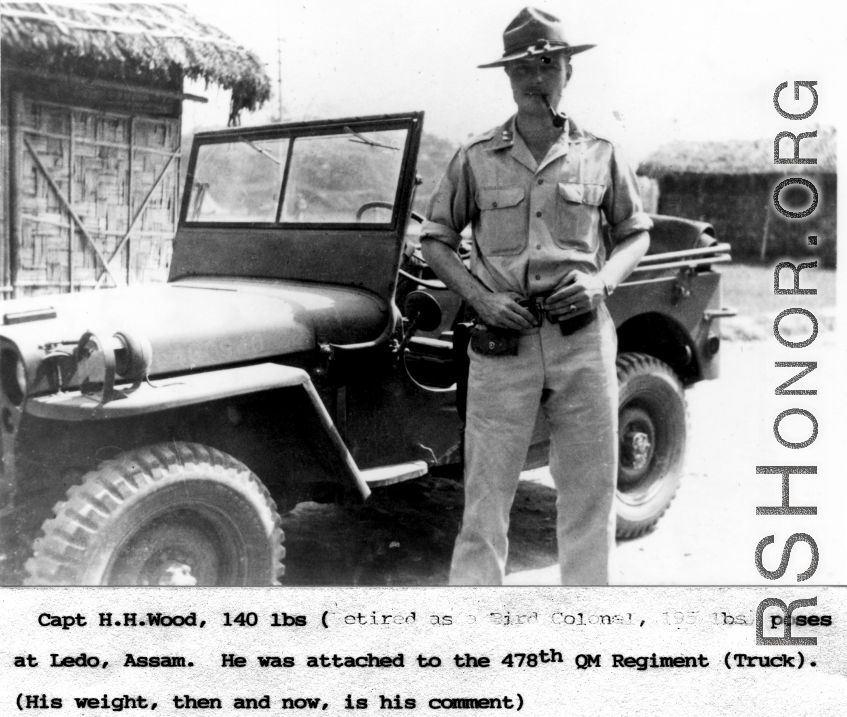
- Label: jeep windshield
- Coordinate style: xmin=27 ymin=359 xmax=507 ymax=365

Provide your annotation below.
xmin=185 ymin=124 xmax=409 ymax=226
xmin=173 ymin=113 xmax=423 ymax=303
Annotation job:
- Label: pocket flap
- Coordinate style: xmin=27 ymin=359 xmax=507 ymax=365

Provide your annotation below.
xmin=559 ymin=182 xmax=605 ymax=206
xmin=478 ymin=186 xmax=525 ymax=210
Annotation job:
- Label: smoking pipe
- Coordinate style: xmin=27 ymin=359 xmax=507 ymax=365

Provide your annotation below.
xmin=543 ymin=96 xmax=567 ymax=128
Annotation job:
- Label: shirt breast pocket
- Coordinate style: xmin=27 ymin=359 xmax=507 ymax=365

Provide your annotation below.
xmin=555 ymin=182 xmax=605 ymax=252
xmin=476 ymin=186 xmax=527 ymax=256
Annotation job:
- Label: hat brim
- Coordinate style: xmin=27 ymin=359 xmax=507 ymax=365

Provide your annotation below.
xmin=478 ymin=44 xmax=595 ymax=69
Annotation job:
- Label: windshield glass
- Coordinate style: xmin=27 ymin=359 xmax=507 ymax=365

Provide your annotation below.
xmin=186 ymin=127 xmax=408 ymax=225
xmin=188 ymin=138 xmax=289 ymax=223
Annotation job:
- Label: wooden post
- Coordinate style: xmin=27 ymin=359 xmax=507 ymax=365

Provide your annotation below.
xmin=760 ymin=199 xmax=772 ymax=262
xmin=127 ymin=116 xmax=135 ymax=285
xmin=173 ymin=113 xmax=181 ymax=280
xmin=8 ymin=91 xmax=23 ymax=299
xmin=68 ymin=107 xmax=75 ymax=292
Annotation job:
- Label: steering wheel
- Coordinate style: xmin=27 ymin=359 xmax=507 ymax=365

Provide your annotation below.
xmin=356 ymin=201 xmax=426 ymax=266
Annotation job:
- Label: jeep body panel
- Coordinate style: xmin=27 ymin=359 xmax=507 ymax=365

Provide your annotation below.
xmin=610 ymin=214 xmax=727 ymax=384
xmin=4 ymin=281 xmax=388 ymax=397
xmin=25 ymin=362 xmax=370 ymax=498
xmin=610 ymin=271 xmax=722 ymax=384
xmin=27 ymin=363 xmax=308 ymax=419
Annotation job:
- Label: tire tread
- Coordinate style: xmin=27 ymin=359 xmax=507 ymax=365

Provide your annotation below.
xmin=615 ymin=352 xmax=688 ymax=540
xmin=25 ymin=442 xmax=284 ymax=586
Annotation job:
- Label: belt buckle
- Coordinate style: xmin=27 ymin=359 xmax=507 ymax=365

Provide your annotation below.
xmin=517 ymin=296 xmax=548 ymax=325
xmin=536 ymin=297 xmax=553 ymax=324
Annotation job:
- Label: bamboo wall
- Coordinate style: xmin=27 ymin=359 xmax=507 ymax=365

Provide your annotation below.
xmin=1 ymin=71 xmax=182 ymax=298
xmin=656 ymin=173 xmax=837 ymax=268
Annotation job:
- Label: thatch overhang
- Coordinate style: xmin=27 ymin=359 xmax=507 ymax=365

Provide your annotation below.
xmin=639 ymin=127 xmax=837 ymax=178
xmin=1 ymin=1 xmax=271 ymax=117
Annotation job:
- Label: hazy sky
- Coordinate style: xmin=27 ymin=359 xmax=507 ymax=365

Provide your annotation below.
xmin=182 ymin=0 xmax=842 ymax=162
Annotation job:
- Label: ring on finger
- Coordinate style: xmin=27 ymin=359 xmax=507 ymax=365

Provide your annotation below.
xmin=568 ymin=304 xmax=576 ymax=312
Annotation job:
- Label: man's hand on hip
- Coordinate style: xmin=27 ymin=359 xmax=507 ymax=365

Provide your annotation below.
xmin=473 ymin=292 xmax=537 ymax=330
xmin=544 ymin=270 xmax=605 ymax=320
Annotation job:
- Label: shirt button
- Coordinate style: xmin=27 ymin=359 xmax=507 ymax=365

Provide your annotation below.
xmin=535 ymin=274 xmax=541 ymax=280
xmin=536 ymin=211 xmax=542 ymax=217
xmin=536 ymin=244 xmax=541 ymax=249
xmin=492 ymin=202 xmax=498 ymax=208
xmin=538 ymin=179 xmax=544 ymax=185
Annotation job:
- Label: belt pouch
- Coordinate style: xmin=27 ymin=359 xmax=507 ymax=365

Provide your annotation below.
xmin=470 ymin=323 xmax=519 ymax=356
xmin=558 ymin=308 xmax=598 ymax=336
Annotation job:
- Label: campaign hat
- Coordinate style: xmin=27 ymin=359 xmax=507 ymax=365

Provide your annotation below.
xmin=479 ymin=7 xmax=595 ymax=68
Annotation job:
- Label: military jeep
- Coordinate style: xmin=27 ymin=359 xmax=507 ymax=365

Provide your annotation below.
xmin=0 ymin=112 xmax=733 ymax=585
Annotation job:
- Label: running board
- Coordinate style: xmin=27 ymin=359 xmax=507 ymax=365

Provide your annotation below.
xmin=362 ymin=460 xmax=429 ymax=488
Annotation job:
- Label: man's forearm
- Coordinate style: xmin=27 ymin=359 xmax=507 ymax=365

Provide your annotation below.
xmin=597 ymin=230 xmax=650 ymax=292
xmin=420 ymin=238 xmax=489 ymax=307
xmin=420 ymin=238 xmax=536 ymax=329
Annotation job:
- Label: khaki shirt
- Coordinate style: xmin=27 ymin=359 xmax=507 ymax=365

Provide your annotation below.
xmin=420 ymin=116 xmax=653 ymax=297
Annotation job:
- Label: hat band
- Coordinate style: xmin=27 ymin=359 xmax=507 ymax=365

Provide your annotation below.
xmin=502 ymin=39 xmax=570 ymax=57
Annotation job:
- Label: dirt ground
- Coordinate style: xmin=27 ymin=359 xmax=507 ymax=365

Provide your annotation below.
xmin=280 ymin=474 xmax=561 ymax=587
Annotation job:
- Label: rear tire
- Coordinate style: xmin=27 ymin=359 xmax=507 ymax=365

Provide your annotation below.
xmin=25 ymin=442 xmax=284 ymax=586
xmin=615 ymin=353 xmax=687 ymax=539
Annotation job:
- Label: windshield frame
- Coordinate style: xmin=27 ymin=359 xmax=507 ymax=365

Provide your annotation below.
xmin=179 ymin=113 xmax=421 ymax=232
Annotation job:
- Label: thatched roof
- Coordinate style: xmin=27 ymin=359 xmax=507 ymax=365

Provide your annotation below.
xmin=1 ymin=2 xmax=271 ymax=115
xmin=639 ymin=126 xmax=836 ymax=177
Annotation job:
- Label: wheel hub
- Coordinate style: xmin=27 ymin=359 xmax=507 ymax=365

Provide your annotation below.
xmin=622 ymin=430 xmax=652 ymax=471
xmin=107 ymin=509 xmax=231 ymax=586
xmin=618 ymin=404 xmax=658 ymax=488
xmin=146 ymin=557 xmax=199 ymax=587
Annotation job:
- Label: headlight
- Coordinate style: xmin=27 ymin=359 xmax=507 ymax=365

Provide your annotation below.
xmin=77 ymin=332 xmax=114 ymax=400
xmin=77 ymin=330 xmax=153 ymax=404
xmin=1 ymin=349 xmax=26 ymax=405
xmin=113 ymin=331 xmax=153 ymax=382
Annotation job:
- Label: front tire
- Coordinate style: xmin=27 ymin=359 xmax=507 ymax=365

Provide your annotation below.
xmin=615 ymin=353 xmax=687 ymax=539
xmin=25 ymin=443 xmax=284 ymax=586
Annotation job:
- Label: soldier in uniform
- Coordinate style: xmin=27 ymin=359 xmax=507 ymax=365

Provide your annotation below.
xmin=420 ymin=7 xmax=652 ymax=585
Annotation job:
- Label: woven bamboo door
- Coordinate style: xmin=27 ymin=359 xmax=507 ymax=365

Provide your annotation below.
xmin=15 ymin=95 xmax=180 ymax=297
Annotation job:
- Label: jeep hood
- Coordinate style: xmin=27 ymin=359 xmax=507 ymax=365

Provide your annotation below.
xmin=3 ymin=279 xmax=389 ymax=382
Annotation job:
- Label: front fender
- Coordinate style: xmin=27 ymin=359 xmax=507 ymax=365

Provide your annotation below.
xmin=25 ymin=363 xmax=370 ymax=500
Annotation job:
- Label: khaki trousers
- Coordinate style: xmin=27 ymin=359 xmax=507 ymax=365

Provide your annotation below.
xmin=450 ymin=305 xmax=618 ymax=585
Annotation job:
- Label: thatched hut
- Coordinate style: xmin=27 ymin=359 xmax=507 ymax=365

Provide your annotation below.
xmin=639 ymin=128 xmax=837 ymax=267
xmin=1 ymin=2 xmax=271 ymax=296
